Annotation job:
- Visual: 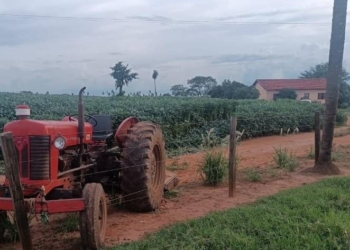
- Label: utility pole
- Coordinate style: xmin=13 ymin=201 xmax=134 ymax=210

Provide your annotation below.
xmin=315 ymin=0 xmax=348 ymax=174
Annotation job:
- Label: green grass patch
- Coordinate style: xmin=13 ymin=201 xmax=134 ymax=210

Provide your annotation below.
xmin=164 ymin=190 xmax=181 ymax=199
xmin=167 ymin=159 xmax=189 ymax=171
xmin=109 ymin=176 xmax=350 ymax=250
xmin=55 ymin=213 xmax=79 ymax=233
xmin=242 ymin=168 xmax=261 ymax=182
xmin=0 ymin=161 xmax=4 ymax=175
xmin=198 ymin=150 xmax=229 ymax=186
xmin=272 ymin=146 xmax=299 ymax=172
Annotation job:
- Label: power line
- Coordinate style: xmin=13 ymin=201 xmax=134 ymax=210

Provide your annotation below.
xmin=0 ymin=13 xmax=334 ymax=26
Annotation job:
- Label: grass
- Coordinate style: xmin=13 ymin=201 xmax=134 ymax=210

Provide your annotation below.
xmin=164 ymin=189 xmax=181 ymax=199
xmin=334 ymin=127 xmax=350 ymax=137
xmin=272 ymin=146 xmax=299 ymax=172
xmin=306 ymin=146 xmax=315 ymax=159
xmin=242 ymin=168 xmax=261 ymax=182
xmin=109 ymin=176 xmax=350 ymax=250
xmin=198 ymin=150 xmax=229 ymax=186
xmin=55 ymin=213 xmax=79 ymax=233
xmin=167 ymin=159 xmax=189 ymax=171
xmin=0 ymin=161 xmax=4 ymax=175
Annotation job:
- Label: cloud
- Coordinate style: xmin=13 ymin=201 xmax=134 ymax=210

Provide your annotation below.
xmin=0 ymin=0 xmax=337 ymax=95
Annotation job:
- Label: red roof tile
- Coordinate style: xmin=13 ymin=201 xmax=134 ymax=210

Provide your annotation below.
xmin=254 ymin=78 xmax=326 ymax=91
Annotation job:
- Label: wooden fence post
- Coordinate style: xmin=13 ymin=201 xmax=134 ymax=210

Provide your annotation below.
xmin=314 ymin=112 xmax=321 ymax=164
xmin=229 ymin=116 xmax=237 ymax=197
xmin=0 ymin=132 xmax=32 ymax=250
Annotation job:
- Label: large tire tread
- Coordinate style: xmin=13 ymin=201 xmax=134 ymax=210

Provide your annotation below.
xmin=79 ymin=183 xmax=107 ymax=250
xmin=120 ymin=121 xmax=166 ymax=212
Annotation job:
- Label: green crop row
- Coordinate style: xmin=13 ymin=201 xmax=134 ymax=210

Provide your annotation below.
xmin=0 ymin=92 xmax=346 ymax=155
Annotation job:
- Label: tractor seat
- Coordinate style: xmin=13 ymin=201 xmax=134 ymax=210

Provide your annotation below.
xmin=87 ymin=115 xmax=113 ymax=141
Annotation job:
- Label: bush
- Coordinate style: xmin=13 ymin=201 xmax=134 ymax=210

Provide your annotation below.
xmin=272 ymin=146 xmax=299 ymax=172
xmin=336 ymin=111 xmax=348 ymax=126
xmin=198 ymin=151 xmax=229 ymax=186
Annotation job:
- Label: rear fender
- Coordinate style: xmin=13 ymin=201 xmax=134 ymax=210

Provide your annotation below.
xmin=114 ymin=117 xmax=139 ymax=148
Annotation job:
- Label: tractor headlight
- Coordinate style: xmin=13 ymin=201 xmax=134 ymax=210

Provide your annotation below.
xmin=54 ymin=137 xmax=66 ymax=150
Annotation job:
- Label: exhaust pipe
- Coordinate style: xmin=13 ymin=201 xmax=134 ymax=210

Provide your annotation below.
xmin=78 ymin=87 xmax=86 ymax=165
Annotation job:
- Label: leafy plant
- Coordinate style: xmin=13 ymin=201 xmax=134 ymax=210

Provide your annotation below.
xmin=243 ymin=168 xmax=261 ymax=182
xmin=272 ymin=146 xmax=299 ymax=172
xmin=198 ymin=150 xmax=229 ymax=186
xmin=201 ymin=128 xmax=221 ymax=148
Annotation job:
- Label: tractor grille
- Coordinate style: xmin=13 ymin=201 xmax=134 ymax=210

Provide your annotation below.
xmin=22 ymin=144 xmax=29 ymax=178
xmin=29 ymin=136 xmax=50 ymax=180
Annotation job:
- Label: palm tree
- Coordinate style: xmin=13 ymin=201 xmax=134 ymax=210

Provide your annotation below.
xmin=152 ymin=70 xmax=159 ymax=96
xmin=315 ymin=0 xmax=347 ymax=175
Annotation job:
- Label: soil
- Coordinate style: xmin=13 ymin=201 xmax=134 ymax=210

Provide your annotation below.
xmin=2 ymin=120 xmax=350 ymax=250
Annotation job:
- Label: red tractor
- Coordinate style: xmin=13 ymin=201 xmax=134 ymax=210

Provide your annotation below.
xmin=0 ymin=87 xmax=178 ymax=249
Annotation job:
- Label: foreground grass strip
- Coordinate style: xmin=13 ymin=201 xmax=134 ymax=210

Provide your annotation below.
xmin=110 ymin=177 xmax=350 ymax=250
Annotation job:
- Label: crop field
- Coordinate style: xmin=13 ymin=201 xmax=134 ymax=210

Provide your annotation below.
xmin=0 ymin=92 xmax=335 ymax=152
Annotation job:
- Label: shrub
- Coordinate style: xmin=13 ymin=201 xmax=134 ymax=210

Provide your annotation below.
xmin=336 ymin=111 xmax=348 ymax=126
xmin=198 ymin=151 xmax=229 ymax=186
xmin=272 ymin=146 xmax=299 ymax=172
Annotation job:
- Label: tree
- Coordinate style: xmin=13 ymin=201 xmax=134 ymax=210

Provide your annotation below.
xmin=187 ymin=76 xmax=217 ymax=96
xmin=170 ymin=84 xmax=188 ymax=96
xmin=152 ymin=70 xmax=159 ymax=96
xmin=208 ymin=79 xmax=259 ymax=99
xmin=314 ymin=0 xmax=347 ymax=175
xmin=110 ymin=62 xmax=138 ymax=95
xmin=277 ymin=88 xmax=297 ymax=99
xmin=299 ymin=62 xmax=350 ymax=108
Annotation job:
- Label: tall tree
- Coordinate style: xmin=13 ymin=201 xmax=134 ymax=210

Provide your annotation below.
xmin=208 ymin=79 xmax=259 ymax=99
xmin=110 ymin=62 xmax=138 ymax=96
xmin=299 ymin=62 xmax=350 ymax=108
xmin=170 ymin=84 xmax=188 ymax=96
xmin=152 ymin=70 xmax=159 ymax=96
xmin=187 ymin=76 xmax=217 ymax=96
xmin=315 ymin=0 xmax=348 ymax=174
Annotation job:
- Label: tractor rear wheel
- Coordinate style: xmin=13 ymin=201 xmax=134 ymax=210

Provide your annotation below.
xmin=79 ymin=183 xmax=107 ymax=250
xmin=120 ymin=121 xmax=166 ymax=212
xmin=0 ymin=211 xmax=7 ymax=242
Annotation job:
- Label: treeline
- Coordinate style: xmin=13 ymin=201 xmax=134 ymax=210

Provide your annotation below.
xmin=170 ymin=77 xmax=258 ymax=100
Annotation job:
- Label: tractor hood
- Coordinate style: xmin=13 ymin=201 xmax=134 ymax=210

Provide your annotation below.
xmin=3 ymin=119 xmax=93 ymax=145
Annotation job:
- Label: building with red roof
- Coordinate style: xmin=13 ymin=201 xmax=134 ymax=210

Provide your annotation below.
xmin=253 ymin=78 xmax=326 ymax=103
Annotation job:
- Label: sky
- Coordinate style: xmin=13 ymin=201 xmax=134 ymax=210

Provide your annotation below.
xmin=0 ymin=0 xmax=348 ymax=95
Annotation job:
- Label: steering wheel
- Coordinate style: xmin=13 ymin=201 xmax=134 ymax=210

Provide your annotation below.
xmin=68 ymin=114 xmax=98 ymax=128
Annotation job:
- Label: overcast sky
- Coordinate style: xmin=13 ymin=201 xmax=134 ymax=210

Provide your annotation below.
xmin=0 ymin=0 xmax=348 ymax=95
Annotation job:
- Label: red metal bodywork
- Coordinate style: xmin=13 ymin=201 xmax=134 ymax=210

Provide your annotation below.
xmin=114 ymin=117 xmax=139 ymax=147
xmin=0 ymin=118 xmax=93 ymax=212
xmin=0 ymin=197 xmax=85 ymax=213
xmin=0 ymin=116 xmax=139 ymax=213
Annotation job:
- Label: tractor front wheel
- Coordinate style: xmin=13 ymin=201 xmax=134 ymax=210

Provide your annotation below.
xmin=79 ymin=183 xmax=107 ymax=250
xmin=120 ymin=121 xmax=166 ymax=212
